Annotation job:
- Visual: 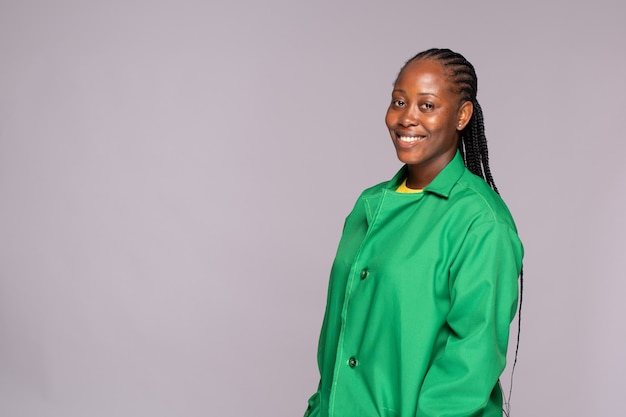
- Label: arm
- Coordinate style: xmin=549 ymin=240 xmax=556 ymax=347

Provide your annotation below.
xmin=416 ymin=222 xmax=523 ymax=417
xmin=303 ymin=383 xmax=321 ymax=417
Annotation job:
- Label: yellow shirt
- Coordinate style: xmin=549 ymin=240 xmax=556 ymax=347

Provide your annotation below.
xmin=396 ymin=178 xmax=423 ymax=193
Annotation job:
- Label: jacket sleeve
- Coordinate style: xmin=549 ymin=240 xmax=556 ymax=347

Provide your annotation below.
xmin=416 ymin=221 xmax=523 ymax=417
xmin=303 ymin=381 xmax=321 ymax=417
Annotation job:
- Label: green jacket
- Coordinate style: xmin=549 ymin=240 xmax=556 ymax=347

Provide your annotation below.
xmin=305 ymin=152 xmax=523 ymax=417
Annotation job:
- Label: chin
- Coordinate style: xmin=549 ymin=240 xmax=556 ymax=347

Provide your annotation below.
xmin=395 ymin=150 xmax=425 ymax=166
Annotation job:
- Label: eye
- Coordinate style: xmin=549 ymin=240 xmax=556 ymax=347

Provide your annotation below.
xmin=420 ymin=102 xmax=434 ymax=111
xmin=391 ymin=99 xmax=406 ymax=108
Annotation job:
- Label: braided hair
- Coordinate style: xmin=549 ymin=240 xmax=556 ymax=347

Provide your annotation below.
xmin=400 ymin=48 xmax=499 ymax=194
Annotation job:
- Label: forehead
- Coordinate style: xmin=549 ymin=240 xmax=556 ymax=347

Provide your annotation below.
xmin=395 ymin=59 xmax=454 ymax=93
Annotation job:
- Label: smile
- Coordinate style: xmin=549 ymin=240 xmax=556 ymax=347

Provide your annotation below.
xmin=398 ymin=135 xmax=426 ymax=144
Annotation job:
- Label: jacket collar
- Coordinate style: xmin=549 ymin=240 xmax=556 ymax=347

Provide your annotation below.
xmin=388 ymin=151 xmax=466 ymax=198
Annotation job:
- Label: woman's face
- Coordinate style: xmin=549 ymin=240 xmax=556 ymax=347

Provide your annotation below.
xmin=385 ymin=59 xmax=472 ymax=179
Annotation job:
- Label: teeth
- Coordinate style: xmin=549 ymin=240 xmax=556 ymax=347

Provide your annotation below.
xmin=398 ymin=135 xmax=425 ymax=143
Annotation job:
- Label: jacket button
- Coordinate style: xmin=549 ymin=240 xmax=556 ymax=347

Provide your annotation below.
xmin=360 ymin=269 xmax=369 ymax=280
xmin=348 ymin=357 xmax=358 ymax=368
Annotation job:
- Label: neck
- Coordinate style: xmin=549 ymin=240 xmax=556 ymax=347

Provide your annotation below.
xmin=405 ymin=151 xmax=456 ymax=189
xmin=405 ymin=169 xmax=434 ymax=190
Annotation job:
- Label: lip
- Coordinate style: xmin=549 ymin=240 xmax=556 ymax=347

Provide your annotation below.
xmin=394 ymin=131 xmax=427 ymax=148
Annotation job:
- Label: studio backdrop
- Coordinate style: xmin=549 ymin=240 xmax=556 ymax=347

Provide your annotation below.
xmin=0 ymin=1 xmax=625 ymax=416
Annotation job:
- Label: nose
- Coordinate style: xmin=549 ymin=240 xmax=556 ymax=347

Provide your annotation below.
xmin=399 ymin=105 xmax=419 ymax=127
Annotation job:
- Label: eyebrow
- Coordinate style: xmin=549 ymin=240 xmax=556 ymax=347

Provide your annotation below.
xmin=392 ymin=88 xmax=438 ymax=98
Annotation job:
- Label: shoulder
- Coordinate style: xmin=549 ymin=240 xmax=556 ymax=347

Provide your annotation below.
xmin=449 ymin=171 xmax=524 ymax=261
xmin=450 ymin=169 xmax=518 ymax=230
xmin=358 ymin=181 xmax=391 ymax=199
xmin=355 ymin=165 xmax=406 ymax=200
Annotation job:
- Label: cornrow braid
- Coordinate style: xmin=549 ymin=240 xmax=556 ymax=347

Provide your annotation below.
xmin=401 ymin=48 xmax=499 ymax=194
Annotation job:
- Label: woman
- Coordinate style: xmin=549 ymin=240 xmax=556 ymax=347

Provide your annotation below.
xmin=304 ymin=48 xmax=523 ymax=417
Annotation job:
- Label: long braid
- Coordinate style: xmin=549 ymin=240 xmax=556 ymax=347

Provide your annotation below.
xmin=400 ymin=48 xmax=521 ymax=416
xmin=468 ymin=101 xmax=499 ymax=193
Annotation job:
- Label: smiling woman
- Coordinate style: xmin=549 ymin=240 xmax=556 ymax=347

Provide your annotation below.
xmin=386 ymin=59 xmax=473 ymax=189
xmin=304 ymin=48 xmax=524 ymax=417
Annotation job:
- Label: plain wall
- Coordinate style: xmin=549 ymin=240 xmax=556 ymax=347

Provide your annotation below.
xmin=1 ymin=1 xmax=625 ymax=416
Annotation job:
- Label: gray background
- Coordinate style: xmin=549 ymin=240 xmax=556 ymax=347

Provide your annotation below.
xmin=1 ymin=1 xmax=624 ymax=416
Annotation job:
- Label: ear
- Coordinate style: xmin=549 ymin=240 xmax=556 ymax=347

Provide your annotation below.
xmin=456 ymin=101 xmax=473 ymax=131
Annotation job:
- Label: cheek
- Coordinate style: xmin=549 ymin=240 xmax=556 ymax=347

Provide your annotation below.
xmin=384 ymin=110 xmax=393 ymax=129
xmin=429 ymin=114 xmax=454 ymax=132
